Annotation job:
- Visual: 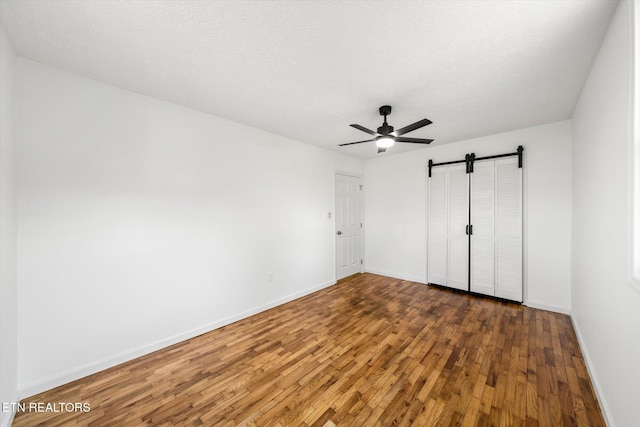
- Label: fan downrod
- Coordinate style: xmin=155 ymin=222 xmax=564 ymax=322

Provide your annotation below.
xmin=377 ymin=105 xmax=393 ymax=134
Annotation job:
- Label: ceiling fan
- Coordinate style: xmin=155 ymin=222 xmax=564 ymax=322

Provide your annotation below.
xmin=339 ymin=105 xmax=433 ymax=153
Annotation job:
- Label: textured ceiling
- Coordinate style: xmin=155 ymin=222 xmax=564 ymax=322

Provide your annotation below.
xmin=0 ymin=0 xmax=618 ymax=159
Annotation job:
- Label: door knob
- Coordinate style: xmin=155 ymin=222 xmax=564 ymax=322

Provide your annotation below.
xmin=337 ymin=231 xmax=342 ymax=235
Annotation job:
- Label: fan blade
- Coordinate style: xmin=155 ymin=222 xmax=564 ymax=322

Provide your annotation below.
xmin=377 ymin=147 xmax=387 ymax=153
xmin=338 ymin=138 xmax=376 ymax=146
xmin=350 ymin=124 xmax=380 ymax=136
xmin=395 ymin=137 xmax=434 ymax=144
xmin=394 ymin=119 xmax=432 ymax=136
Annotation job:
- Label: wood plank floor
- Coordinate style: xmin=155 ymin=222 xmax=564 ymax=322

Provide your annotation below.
xmin=13 ymin=273 xmax=604 ymax=426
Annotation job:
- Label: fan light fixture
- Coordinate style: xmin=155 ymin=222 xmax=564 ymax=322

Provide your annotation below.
xmin=376 ymin=136 xmax=395 ymax=148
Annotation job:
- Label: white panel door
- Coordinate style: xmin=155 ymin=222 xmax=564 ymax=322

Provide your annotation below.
xmin=428 ymin=167 xmax=448 ymax=285
xmin=336 ymin=173 xmax=362 ymax=280
xmin=495 ymin=158 xmax=522 ymax=301
xmin=470 ymin=160 xmax=495 ymax=296
xmin=447 ymin=164 xmax=469 ymax=291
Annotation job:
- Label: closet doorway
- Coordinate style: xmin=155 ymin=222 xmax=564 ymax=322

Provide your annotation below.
xmin=427 ymin=147 xmax=523 ymax=302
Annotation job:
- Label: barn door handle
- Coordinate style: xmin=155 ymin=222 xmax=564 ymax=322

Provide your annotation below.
xmin=337 ymin=231 xmax=342 ymax=235
xmin=470 ymin=225 xmax=473 ymax=235
xmin=465 ymin=225 xmax=469 ymax=235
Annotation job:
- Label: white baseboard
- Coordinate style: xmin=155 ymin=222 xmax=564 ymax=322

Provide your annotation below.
xmin=19 ymin=280 xmax=336 ymax=399
xmin=0 ymin=390 xmax=20 ymax=427
xmin=570 ymin=313 xmax=615 ymax=427
xmin=364 ymin=269 xmax=426 ymax=284
xmin=523 ymin=300 xmax=571 ymax=315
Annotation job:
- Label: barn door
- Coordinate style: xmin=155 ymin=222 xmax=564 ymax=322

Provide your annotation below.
xmin=469 ymin=157 xmax=522 ymax=301
xmin=427 ymin=163 xmax=468 ymax=291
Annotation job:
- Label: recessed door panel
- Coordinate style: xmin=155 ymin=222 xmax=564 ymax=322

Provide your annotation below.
xmin=495 ymin=158 xmax=522 ymax=301
xmin=447 ymin=165 xmax=469 ymax=290
xmin=428 ymin=168 xmax=448 ymax=285
xmin=471 ymin=161 xmax=495 ymax=296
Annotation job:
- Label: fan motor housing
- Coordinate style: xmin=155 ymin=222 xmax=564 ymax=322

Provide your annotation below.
xmin=377 ymin=124 xmax=394 ymax=135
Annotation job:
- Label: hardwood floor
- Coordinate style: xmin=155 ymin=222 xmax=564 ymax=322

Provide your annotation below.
xmin=13 ymin=273 xmax=604 ymax=426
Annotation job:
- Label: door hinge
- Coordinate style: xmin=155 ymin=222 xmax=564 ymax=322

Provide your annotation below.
xmin=360 ymin=259 xmax=363 ymax=265
xmin=359 ymin=184 xmax=363 ymax=190
xmin=360 ymin=222 xmax=363 ymax=228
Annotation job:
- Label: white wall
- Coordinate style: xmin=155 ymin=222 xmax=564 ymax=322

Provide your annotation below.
xmin=0 ymin=25 xmax=18 ymax=427
xmin=14 ymin=58 xmax=363 ymax=395
xmin=364 ymin=120 xmax=573 ymax=312
xmin=572 ymin=1 xmax=639 ymax=426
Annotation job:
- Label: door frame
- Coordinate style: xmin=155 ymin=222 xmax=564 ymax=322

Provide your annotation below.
xmin=334 ymin=171 xmax=364 ymax=281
